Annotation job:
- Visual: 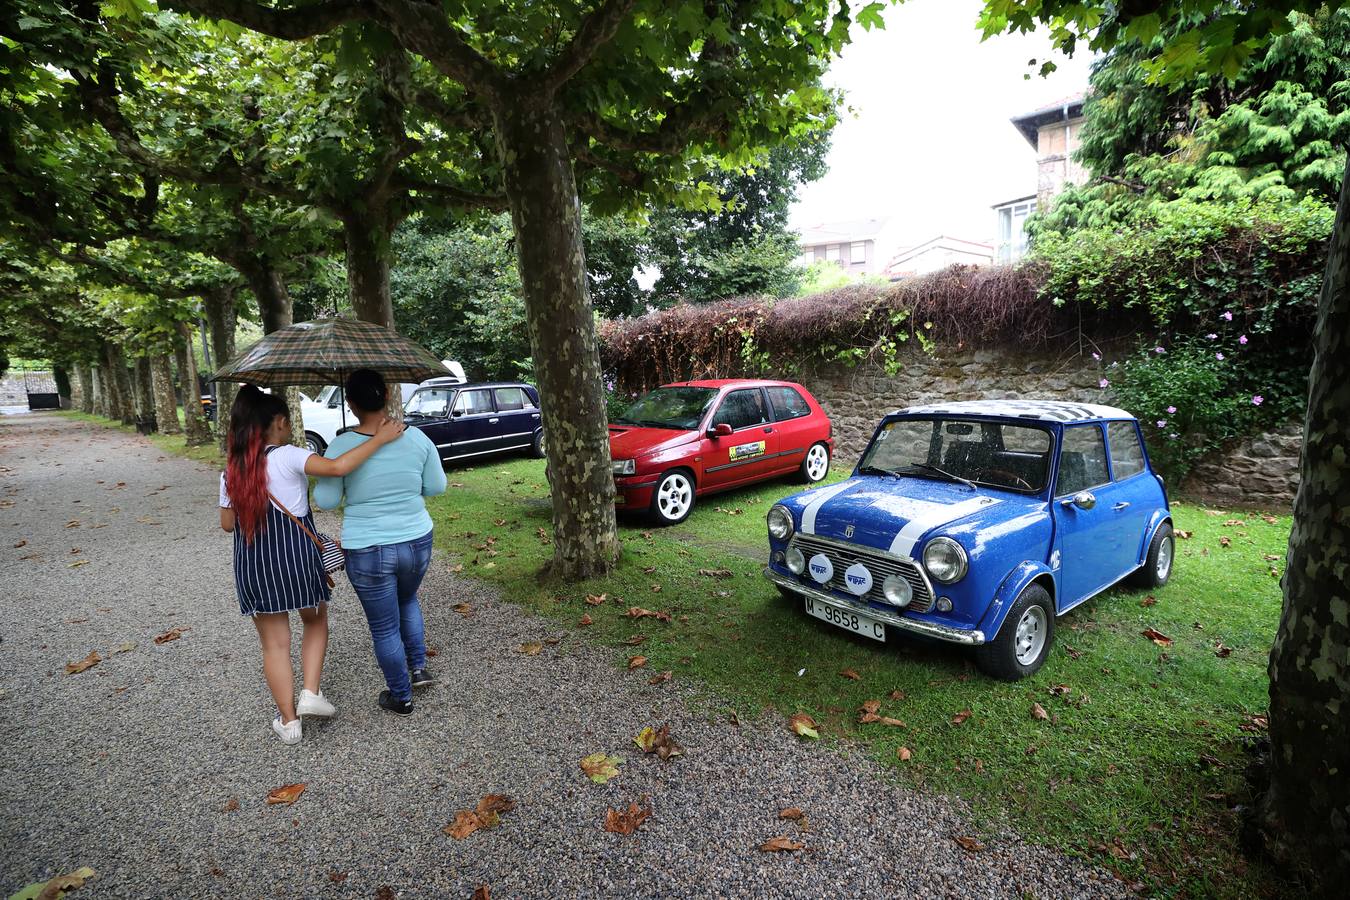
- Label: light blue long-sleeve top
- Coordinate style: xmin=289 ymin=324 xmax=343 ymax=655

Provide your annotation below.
xmin=313 ymin=427 xmax=448 ymax=550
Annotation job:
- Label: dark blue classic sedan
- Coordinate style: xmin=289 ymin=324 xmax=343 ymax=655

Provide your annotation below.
xmin=763 ymin=400 xmax=1173 ymax=680
xmin=403 ymin=381 xmax=545 ymax=464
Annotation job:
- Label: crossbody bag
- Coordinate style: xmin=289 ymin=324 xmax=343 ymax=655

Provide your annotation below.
xmin=267 ymin=490 xmax=345 ymax=587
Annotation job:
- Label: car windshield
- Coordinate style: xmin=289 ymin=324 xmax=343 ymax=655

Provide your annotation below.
xmin=614 ymin=387 xmax=718 ymax=430
xmin=859 ymin=417 xmax=1053 ymax=493
xmin=405 ymin=388 xmax=454 ymax=418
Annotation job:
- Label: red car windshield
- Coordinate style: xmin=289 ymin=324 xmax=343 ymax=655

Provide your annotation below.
xmin=614 ymin=387 xmax=718 ymax=431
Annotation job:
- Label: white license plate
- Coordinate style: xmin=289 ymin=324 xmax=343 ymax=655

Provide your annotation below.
xmin=804 ymin=596 xmax=886 ymax=642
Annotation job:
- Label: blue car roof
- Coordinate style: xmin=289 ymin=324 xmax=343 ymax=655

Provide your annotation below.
xmin=893 ymin=399 xmax=1133 ymax=424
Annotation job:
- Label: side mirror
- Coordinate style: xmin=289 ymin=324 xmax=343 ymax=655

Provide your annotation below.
xmin=708 ymin=423 xmax=734 ymax=438
xmin=1064 ymin=491 xmax=1096 ymax=510
xmin=451 ymin=409 xmax=464 ymax=418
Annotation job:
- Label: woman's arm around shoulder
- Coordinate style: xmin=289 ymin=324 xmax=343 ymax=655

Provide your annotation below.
xmin=418 ymin=428 xmax=448 ymax=497
xmin=311 ymin=436 xmax=349 ymax=510
xmin=305 ymin=417 xmax=405 ymax=478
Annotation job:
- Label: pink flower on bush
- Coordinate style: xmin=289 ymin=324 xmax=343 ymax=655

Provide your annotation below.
xmin=1092 ymin=352 xmax=1101 ymax=361
xmin=1239 ymin=335 xmax=1248 ymax=345
xmin=1252 ymin=395 xmax=1264 ymax=406
xmin=1156 ymin=420 xmax=1167 ymax=428
xmin=1155 ymin=346 xmax=1166 ymax=354
xmin=1099 ymin=378 xmax=1109 ymax=388
xmin=1222 ymin=311 xmax=1233 ymax=321
xmin=1215 ymin=352 xmax=1225 ymax=361
xmin=1206 ymin=333 xmax=1218 ymax=340
xmin=1166 ymin=405 xmax=1177 ymax=414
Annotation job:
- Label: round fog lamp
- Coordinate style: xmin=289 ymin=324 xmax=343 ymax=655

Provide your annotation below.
xmin=786 ymin=546 xmax=806 ymax=575
xmin=882 ymin=574 xmax=913 ymax=607
xmin=936 ymin=596 xmax=954 ymax=613
xmin=773 ymin=550 xmax=785 ymax=565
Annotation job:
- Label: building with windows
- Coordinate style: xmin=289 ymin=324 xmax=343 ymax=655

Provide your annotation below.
xmin=886 ymin=236 xmax=993 ymax=279
xmin=992 ymin=94 xmax=1085 ymax=263
xmin=795 ymin=217 xmax=902 ymax=277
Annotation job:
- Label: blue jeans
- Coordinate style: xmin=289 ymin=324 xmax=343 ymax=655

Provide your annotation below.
xmin=344 ymin=531 xmax=433 ymax=702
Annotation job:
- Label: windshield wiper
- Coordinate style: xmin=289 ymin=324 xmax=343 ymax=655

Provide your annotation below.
xmin=859 ymin=464 xmax=903 ymax=478
xmin=612 ymin=417 xmax=640 ymax=425
xmin=910 ymin=463 xmax=978 ymax=491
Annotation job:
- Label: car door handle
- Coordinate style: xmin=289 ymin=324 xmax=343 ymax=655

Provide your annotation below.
xmin=489 ymin=418 xmax=498 ymax=424
xmin=1112 ymin=502 xmax=1131 ymax=510
xmin=763 ymin=426 xmax=774 ymax=433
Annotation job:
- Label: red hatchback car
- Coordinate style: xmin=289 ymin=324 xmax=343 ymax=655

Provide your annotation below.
xmin=609 ymin=379 xmax=834 ymax=525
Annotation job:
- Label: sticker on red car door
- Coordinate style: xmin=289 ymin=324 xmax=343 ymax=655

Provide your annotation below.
xmin=729 ymin=440 xmax=766 ymax=461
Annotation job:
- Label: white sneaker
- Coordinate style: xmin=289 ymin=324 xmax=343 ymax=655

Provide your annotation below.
xmin=272 ymin=716 xmax=302 ymax=745
xmin=297 ymin=689 xmax=337 ymax=718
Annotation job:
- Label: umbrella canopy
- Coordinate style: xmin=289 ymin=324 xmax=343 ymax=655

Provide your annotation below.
xmin=210 ymin=318 xmax=450 ymax=388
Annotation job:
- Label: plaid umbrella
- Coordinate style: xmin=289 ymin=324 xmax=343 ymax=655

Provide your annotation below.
xmin=210 ymin=318 xmax=450 ymax=388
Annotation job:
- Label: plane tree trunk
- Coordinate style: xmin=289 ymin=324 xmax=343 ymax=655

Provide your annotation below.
xmin=493 ymin=97 xmax=618 ymax=579
xmin=1259 ymin=157 xmax=1350 ymax=890
xmin=73 ymin=363 xmax=94 ymax=414
xmin=174 ymin=324 xmax=212 ymax=447
xmin=133 ymin=356 xmax=156 ymax=431
xmin=342 ymin=204 xmax=396 ymax=329
xmin=104 ymin=343 xmax=134 ymax=425
xmin=150 ymin=353 xmax=182 ymax=435
xmin=204 ymin=286 xmax=238 ymax=453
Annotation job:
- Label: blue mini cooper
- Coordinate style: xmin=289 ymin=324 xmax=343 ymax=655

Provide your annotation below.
xmin=763 ymin=400 xmax=1173 ymax=680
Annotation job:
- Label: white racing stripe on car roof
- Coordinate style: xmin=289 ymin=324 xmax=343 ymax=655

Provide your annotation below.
xmin=887 ymin=496 xmax=1000 ymax=559
xmin=800 ymin=480 xmax=859 ymax=534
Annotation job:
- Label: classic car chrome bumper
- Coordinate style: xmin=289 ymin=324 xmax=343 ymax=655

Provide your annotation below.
xmin=764 ymin=567 xmax=986 ymax=645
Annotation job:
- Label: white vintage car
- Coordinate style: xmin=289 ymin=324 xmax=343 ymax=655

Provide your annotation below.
xmin=298 ymin=360 xmax=468 ymax=453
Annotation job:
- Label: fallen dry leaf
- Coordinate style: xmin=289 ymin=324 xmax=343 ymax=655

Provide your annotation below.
xmin=626 ymin=607 xmax=671 ymax=623
xmin=577 ymin=614 xmax=593 ymax=627
xmin=445 ymin=810 xmax=482 ymax=840
xmin=328 ymin=871 xmax=348 ymax=883
xmin=697 ymin=567 xmax=734 ymax=578
xmin=859 ymin=711 xmax=881 ymax=724
xmin=473 ymin=886 xmax=490 ymax=900
xmin=1175 ymin=529 xmax=1192 ymax=539
xmin=778 ymin=807 xmax=805 ymax=820
xmin=584 ymin=593 xmax=608 ymax=606
xmin=265 ymin=783 xmax=306 ymax=806
xmin=65 ymin=651 xmax=100 ymax=675
xmin=633 ymin=723 xmax=684 ymax=760
xmin=153 ymin=626 xmax=189 ymax=645
xmin=951 ymin=709 xmax=972 ymax=726
xmin=1141 ymin=627 xmax=1173 ymax=648
xmin=788 ymin=713 xmax=819 ymax=739
xmin=12 ymin=539 xmax=25 ymax=548
xmin=1064 ymin=645 xmax=1083 ymax=659
xmin=1139 ymin=595 xmax=1157 ymax=607
xmin=1219 ymin=536 xmax=1232 ymax=548
xmin=375 ymin=887 xmax=395 ymax=900
xmin=758 ymin=835 xmax=805 ymax=852
xmin=1215 ymin=642 xmax=1233 ymax=658
xmin=861 ymin=699 xmax=881 ymax=715
xmin=452 ymin=602 xmax=472 ymax=616
xmin=627 ymin=655 xmax=647 ymax=669
xmin=650 ymin=583 xmax=662 ymax=593
xmin=604 ymin=801 xmax=651 ymax=835
xmin=23 ymin=865 xmax=96 ymax=899
xmin=839 ymin=668 xmax=860 ymax=681
xmin=622 ymin=634 xmax=647 ymax=645
xmin=887 ymin=690 xmax=906 ymax=701
xmin=450 ymin=563 xmax=464 ymax=573
xmin=222 ymin=798 xmax=240 ymax=812
xmin=580 ymin=753 xmax=623 ymax=784
xmin=444 ymin=794 xmax=516 ymax=839
xmin=69 ymin=559 xmax=90 ymax=568
xmin=897 ymin=746 xmax=913 ymax=761
xmin=954 ymin=835 xmax=985 ymax=852
xmin=879 ymin=716 xmax=906 ymax=727
xmin=647 ymin=670 xmax=672 ymax=685
xmin=1049 ymin=684 xmax=1071 ymax=697
xmin=1262 ymin=514 xmax=1278 ymax=525
xmin=1031 ymin=702 xmax=1050 ymax=721
xmin=519 ymin=641 xmax=543 ymax=656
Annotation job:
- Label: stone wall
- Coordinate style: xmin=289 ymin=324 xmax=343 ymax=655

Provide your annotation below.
xmin=794 ymin=347 xmax=1302 ymax=511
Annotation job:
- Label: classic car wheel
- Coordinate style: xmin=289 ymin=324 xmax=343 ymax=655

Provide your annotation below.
xmin=799 ymin=442 xmax=831 ymax=483
xmin=650 ymin=470 xmax=695 ymax=525
xmin=530 ymin=429 xmax=546 ymax=459
xmin=1131 ymin=522 xmax=1174 ymax=588
xmin=304 ymin=432 xmax=327 ymax=454
xmin=975 ymin=583 xmax=1055 ymax=681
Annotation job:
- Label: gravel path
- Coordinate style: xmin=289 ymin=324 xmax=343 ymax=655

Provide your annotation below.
xmin=0 ymin=412 xmax=1128 ymax=899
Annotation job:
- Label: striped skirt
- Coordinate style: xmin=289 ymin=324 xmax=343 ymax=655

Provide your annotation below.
xmin=232 ymin=503 xmax=333 ymax=616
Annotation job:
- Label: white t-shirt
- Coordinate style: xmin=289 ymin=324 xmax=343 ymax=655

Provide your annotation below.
xmin=219 ymin=444 xmax=315 ymax=516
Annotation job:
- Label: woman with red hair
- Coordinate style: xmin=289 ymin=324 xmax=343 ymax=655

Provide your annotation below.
xmin=219 ymin=385 xmax=403 ymax=744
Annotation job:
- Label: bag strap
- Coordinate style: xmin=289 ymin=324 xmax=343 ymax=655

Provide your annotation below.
xmin=267 ymin=490 xmax=324 ymax=550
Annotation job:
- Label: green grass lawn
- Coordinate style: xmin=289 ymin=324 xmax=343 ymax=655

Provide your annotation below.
xmin=424 ymin=457 xmax=1286 ymax=898
xmin=63 ymin=409 xmax=1284 ymax=895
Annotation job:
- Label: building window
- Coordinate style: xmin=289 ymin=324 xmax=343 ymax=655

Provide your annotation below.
xmin=825 ymin=244 xmax=841 ymax=262
xmin=995 ymin=200 xmax=1037 ymax=263
xmin=850 ymin=241 xmax=866 ymax=263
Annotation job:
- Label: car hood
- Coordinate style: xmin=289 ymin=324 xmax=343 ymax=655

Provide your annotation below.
xmin=780 ymin=476 xmax=1043 ymax=559
xmin=607 ymin=424 xmax=698 ymax=460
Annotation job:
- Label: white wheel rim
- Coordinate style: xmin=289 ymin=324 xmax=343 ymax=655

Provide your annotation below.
xmin=1156 ymin=536 xmax=1173 ymax=580
xmin=657 ymin=474 xmax=692 ymax=520
xmin=806 ymin=445 xmax=829 ymax=481
xmin=1014 ymin=605 xmax=1048 ymax=666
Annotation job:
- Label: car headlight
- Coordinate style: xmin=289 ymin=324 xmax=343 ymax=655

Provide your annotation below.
xmin=923 ymin=537 xmax=968 ymax=584
xmin=612 ymin=459 xmax=636 ymax=476
xmin=767 ymin=505 xmax=794 ymax=541
xmin=786 ymin=546 xmax=806 ymax=575
xmin=882 ymin=574 xmax=913 ymax=607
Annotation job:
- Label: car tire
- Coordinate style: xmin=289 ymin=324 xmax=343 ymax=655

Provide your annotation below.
xmin=304 ymin=432 xmax=327 ymax=454
xmin=649 ymin=469 xmax=695 ymax=526
xmin=1130 ymin=522 xmax=1174 ymax=588
xmin=798 ymin=442 xmax=830 ymax=483
xmin=974 ymin=583 xmax=1055 ymax=681
xmin=530 ymin=429 xmax=546 ymax=459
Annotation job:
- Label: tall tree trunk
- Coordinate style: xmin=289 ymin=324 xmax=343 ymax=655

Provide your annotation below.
xmin=204 ymin=286 xmax=238 ymax=453
xmin=493 ymin=98 xmax=618 ymax=579
xmin=74 ymin=363 xmax=94 ymax=414
xmin=175 ymin=324 xmax=212 ymax=447
xmin=133 ymin=355 xmax=157 ymax=431
xmin=241 ymin=265 xmax=306 ymax=446
xmin=150 ymin=353 xmax=181 ymax=435
xmin=342 ymin=206 xmax=395 ymax=328
xmin=53 ymin=365 xmax=72 ymax=408
xmin=90 ymin=364 xmax=107 ymax=418
xmin=104 ymin=343 xmax=134 ymax=425
xmin=1260 ymin=157 xmax=1350 ymax=888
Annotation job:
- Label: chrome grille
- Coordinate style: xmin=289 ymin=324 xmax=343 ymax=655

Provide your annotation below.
xmin=789 ymin=534 xmax=934 ymax=613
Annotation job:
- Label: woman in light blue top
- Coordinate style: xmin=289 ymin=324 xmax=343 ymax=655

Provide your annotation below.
xmin=314 ymin=369 xmax=447 ymax=716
